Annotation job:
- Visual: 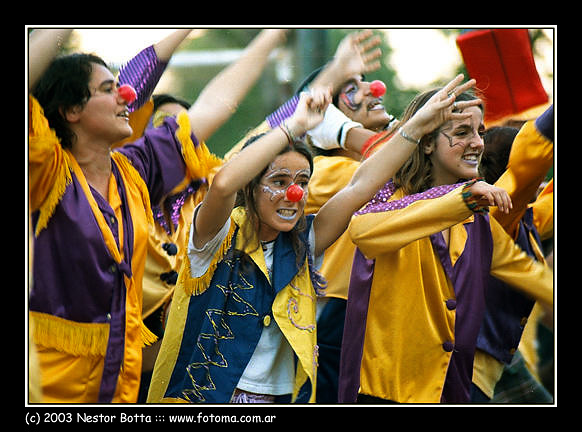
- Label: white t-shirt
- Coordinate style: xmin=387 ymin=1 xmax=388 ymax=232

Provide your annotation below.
xmin=188 ymin=213 xmax=323 ymax=396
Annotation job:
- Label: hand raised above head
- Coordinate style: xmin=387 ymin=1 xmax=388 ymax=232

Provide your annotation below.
xmin=334 ymin=29 xmax=383 ymax=77
xmin=407 ymin=74 xmax=483 ymax=139
xmin=286 ymin=87 xmax=332 ymax=136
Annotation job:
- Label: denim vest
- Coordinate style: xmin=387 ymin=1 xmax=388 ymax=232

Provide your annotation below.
xmin=163 ymin=213 xmax=319 ymax=403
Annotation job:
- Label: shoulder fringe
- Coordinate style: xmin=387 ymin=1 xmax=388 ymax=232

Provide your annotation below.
xmin=34 ymin=155 xmax=72 ymax=236
xmin=175 ymin=111 xmax=222 ymax=181
xmin=179 ymin=220 xmax=237 ymax=296
xmin=29 ymin=97 xmax=73 ymax=237
xmin=111 ymin=151 xmax=154 ymax=226
xmin=30 ymin=311 xmax=110 ymax=357
xmin=34 ymin=150 xmax=154 ymax=237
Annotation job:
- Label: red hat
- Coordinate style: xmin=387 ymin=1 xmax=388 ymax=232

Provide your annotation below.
xmin=456 ymin=29 xmax=549 ymax=127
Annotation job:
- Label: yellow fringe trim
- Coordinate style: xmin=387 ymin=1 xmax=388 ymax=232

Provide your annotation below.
xmin=179 ymin=218 xmax=237 ymax=296
xmin=30 ymin=311 xmax=157 ymax=354
xmin=175 ymin=111 xmax=222 ymax=181
xmin=30 ymin=311 xmax=110 ymax=357
xmin=29 ymin=97 xmax=73 ymax=236
xmin=34 ymin=153 xmax=72 ymax=237
xmin=141 ymin=320 xmax=159 ymax=346
xmin=111 ymin=152 xmax=154 ymax=227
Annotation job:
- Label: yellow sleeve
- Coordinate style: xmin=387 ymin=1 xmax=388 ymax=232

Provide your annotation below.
xmin=489 ymin=215 xmax=553 ymax=306
xmin=492 ymin=120 xmax=553 ymax=239
xmin=305 ymin=156 xmax=359 ymax=214
xmin=349 ymin=185 xmax=472 ymax=259
xmin=531 ymin=178 xmax=554 ymax=241
xmin=28 ymin=96 xmax=72 ymax=234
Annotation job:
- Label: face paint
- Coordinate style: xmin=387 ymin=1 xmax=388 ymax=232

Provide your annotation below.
xmin=260 ymin=166 xmax=310 ymax=202
xmin=339 ymin=82 xmax=362 ymax=112
xmin=261 ymin=184 xmax=286 ymax=201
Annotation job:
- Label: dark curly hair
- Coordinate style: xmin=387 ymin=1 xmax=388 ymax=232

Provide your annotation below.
xmin=32 ymin=53 xmax=108 ymax=149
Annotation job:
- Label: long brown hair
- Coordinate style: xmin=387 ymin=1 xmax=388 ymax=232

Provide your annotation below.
xmin=234 ymin=133 xmax=314 ymax=269
xmin=393 ymin=88 xmax=482 ymax=195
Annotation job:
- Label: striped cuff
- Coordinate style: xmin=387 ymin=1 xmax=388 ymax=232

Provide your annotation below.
xmin=118 ymin=45 xmax=168 ymax=112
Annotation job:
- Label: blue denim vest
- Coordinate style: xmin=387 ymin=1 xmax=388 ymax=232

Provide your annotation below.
xmin=164 ymin=215 xmax=316 ymax=403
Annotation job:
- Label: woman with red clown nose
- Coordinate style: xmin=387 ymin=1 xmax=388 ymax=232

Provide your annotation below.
xmin=28 ymin=29 xmax=287 ymax=403
xmin=147 ymin=74 xmax=483 ymax=404
xmin=211 ymin=29 xmax=394 ymax=402
xmin=28 ymin=29 xmax=208 ymax=404
xmin=117 ymin=84 xmax=138 ymax=105
xmin=256 ymin=30 xmax=397 ymax=402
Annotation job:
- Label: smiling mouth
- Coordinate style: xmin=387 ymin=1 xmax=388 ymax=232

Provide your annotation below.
xmin=117 ymin=109 xmax=130 ymax=121
xmin=277 ymin=209 xmax=297 ymax=220
xmin=462 ymin=153 xmax=480 ymax=165
xmin=367 ymin=98 xmax=384 ymax=111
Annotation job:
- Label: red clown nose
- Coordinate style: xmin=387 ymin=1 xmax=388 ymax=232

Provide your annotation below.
xmin=286 ymin=184 xmax=304 ymax=202
xmin=118 ymin=84 xmax=137 ymax=104
xmin=369 ymin=80 xmax=386 ymax=98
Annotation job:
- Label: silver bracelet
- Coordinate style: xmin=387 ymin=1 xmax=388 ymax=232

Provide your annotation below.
xmin=280 ymin=121 xmax=297 ymax=146
xmin=398 ymin=127 xmax=421 ymax=145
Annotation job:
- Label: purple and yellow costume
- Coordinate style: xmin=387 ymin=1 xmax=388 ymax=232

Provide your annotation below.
xmin=28 ymin=46 xmax=220 ymax=403
xmin=338 ymin=179 xmax=553 ymax=403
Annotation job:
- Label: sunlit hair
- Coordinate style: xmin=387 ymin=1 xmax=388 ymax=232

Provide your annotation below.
xmin=392 ymin=87 xmax=483 ymax=195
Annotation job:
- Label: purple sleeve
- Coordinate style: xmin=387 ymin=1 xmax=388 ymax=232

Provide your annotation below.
xmin=534 ymin=104 xmax=553 ymax=142
xmin=266 ymin=94 xmax=300 ymax=128
xmin=117 ymin=45 xmax=168 ymax=112
xmin=354 ymin=180 xmax=466 ymax=216
xmin=115 ymin=116 xmax=195 ymax=205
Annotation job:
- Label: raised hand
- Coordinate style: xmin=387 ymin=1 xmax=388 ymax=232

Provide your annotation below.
xmin=310 ymin=30 xmax=383 ymax=94
xmin=287 ymin=87 xmax=332 ymax=135
xmin=406 ymin=74 xmax=482 ymax=139
xmin=334 ymin=29 xmax=382 ymax=77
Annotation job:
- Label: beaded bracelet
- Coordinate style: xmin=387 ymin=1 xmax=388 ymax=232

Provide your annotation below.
xmin=461 ymin=177 xmax=489 ymax=213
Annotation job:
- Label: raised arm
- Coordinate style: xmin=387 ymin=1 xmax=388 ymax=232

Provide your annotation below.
xmin=491 ymin=104 xmax=554 ymax=238
xmin=308 ymin=29 xmax=382 ymax=95
xmin=188 ymin=29 xmax=288 ymax=143
xmin=193 ymin=88 xmax=331 ymax=248
xmin=265 ymin=30 xmax=382 ymax=152
xmin=28 ymin=29 xmax=73 ymax=91
xmin=117 ymin=29 xmax=192 ymax=112
xmin=153 ymin=29 xmax=192 ymax=62
xmin=313 ymin=75 xmax=483 ymax=256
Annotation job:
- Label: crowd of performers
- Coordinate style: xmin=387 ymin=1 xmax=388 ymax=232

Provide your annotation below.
xmin=27 ymin=28 xmax=554 ymax=404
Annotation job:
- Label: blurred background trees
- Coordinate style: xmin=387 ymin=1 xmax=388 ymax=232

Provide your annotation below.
xmin=40 ymin=28 xmax=554 ymax=158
